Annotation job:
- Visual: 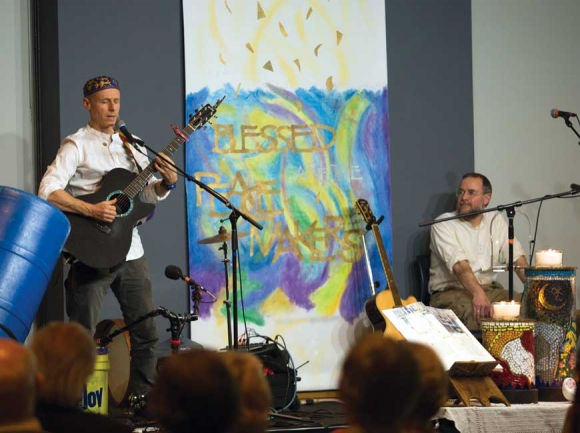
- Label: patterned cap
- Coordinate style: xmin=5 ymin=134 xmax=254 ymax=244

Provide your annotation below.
xmin=83 ymin=76 xmax=120 ymax=97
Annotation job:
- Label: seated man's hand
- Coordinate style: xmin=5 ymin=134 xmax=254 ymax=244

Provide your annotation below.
xmin=472 ymin=290 xmax=492 ymax=323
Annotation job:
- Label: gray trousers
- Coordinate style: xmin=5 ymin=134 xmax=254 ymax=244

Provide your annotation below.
xmin=65 ymin=256 xmax=158 ymax=396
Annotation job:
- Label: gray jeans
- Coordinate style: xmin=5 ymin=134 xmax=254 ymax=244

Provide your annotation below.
xmin=65 ymin=256 xmax=158 ymax=395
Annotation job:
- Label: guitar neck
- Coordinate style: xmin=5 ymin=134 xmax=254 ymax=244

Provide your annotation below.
xmin=123 ymin=123 xmax=195 ymax=198
xmin=370 ymin=224 xmax=402 ymax=307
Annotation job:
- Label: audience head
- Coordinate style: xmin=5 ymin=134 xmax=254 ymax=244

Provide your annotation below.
xmin=339 ymin=334 xmax=421 ymax=433
xmin=403 ymin=342 xmax=448 ymax=431
xmin=0 ymin=338 xmax=38 ymax=423
xmin=148 ymin=349 xmax=240 ymax=433
xmin=31 ymin=321 xmax=96 ymax=406
xmin=221 ymin=351 xmax=273 ymax=433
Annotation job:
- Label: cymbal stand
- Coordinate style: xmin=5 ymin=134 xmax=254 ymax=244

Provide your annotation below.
xmin=219 ymin=240 xmax=233 ymax=350
xmin=229 ymin=209 xmax=241 ymax=350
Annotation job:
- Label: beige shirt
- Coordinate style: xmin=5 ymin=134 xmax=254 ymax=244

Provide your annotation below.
xmin=429 ymin=211 xmax=525 ymax=294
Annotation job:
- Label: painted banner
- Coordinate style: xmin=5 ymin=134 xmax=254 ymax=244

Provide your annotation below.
xmin=183 ymin=0 xmax=389 ymax=390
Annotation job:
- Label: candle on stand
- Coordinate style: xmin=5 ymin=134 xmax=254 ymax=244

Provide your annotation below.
xmin=535 ymin=249 xmax=563 ymax=267
xmin=492 ymin=300 xmax=521 ymax=320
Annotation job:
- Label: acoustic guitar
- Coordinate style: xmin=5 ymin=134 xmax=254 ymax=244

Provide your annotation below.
xmin=64 ymin=97 xmax=224 ymax=269
xmin=355 ymin=198 xmax=417 ymax=340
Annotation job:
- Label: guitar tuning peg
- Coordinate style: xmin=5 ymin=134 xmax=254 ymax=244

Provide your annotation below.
xmin=194 ymin=109 xmax=199 ymax=113
xmin=188 ymin=113 xmax=193 ymax=120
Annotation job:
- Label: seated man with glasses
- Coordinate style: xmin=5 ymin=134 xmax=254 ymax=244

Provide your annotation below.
xmin=428 ymin=172 xmax=528 ymax=330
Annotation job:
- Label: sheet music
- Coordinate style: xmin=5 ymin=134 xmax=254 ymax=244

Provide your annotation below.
xmin=383 ymin=302 xmax=497 ymax=371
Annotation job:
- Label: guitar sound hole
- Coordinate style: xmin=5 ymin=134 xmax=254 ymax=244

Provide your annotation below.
xmin=109 ymin=193 xmax=132 ymax=216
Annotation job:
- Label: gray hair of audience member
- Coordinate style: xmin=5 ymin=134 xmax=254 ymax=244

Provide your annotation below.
xmin=30 ymin=321 xmax=96 ymax=406
xmin=339 ymin=334 xmax=421 ymax=433
xmin=221 ymin=351 xmax=273 ymax=433
xmin=0 ymin=338 xmax=38 ymax=423
xmin=403 ymin=341 xmax=448 ymax=428
xmin=148 ymin=349 xmax=240 ymax=433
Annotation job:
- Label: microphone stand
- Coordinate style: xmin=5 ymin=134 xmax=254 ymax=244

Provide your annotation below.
xmin=97 ymin=306 xmax=198 ymax=354
xmin=135 ymin=139 xmax=263 ymax=350
xmin=219 ymin=241 xmax=233 ymax=350
xmin=418 ymin=186 xmax=580 ymax=300
xmin=562 ymin=116 xmax=580 ymax=145
xmin=192 ymin=183 xmax=262 ymax=350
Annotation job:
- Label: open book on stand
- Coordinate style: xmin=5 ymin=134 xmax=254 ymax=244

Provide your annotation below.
xmin=383 ymin=302 xmax=498 ymax=371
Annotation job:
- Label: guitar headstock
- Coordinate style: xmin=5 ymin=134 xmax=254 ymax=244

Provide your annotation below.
xmin=188 ymin=95 xmax=226 ymax=131
xmin=355 ymin=199 xmax=376 ymax=225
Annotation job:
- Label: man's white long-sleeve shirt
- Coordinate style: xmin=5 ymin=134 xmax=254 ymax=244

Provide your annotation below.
xmin=38 ymin=125 xmax=168 ymax=261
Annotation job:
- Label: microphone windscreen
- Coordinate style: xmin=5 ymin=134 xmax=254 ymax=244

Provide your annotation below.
xmin=164 ymin=265 xmax=183 ymax=280
xmin=115 ymin=118 xmax=126 ymax=130
xmin=550 ymin=109 xmax=559 ymax=119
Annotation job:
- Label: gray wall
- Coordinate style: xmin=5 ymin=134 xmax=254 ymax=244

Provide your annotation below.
xmin=386 ymin=0 xmax=474 ymax=296
xmin=37 ymin=0 xmax=473 ymax=337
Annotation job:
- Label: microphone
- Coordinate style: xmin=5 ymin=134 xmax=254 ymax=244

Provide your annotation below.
xmin=164 ymin=265 xmax=217 ymax=300
xmin=550 ymin=109 xmax=577 ymax=119
xmin=115 ymin=118 xmax=144 ymax=145
xmin=571 ymin=184 xmax=580 ymax=191
xmin=165 ymin=265 xmax=201 ymax=287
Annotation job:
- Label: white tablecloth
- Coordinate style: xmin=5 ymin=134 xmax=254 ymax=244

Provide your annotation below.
xmin=435 ymin=401 xmax=571 ymax=433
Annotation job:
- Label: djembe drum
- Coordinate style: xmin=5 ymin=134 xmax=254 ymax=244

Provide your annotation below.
xmin=482 ymin=319 xmax=537 ymax=403
xmin=523 ymin=266 xmax=576 ymax=401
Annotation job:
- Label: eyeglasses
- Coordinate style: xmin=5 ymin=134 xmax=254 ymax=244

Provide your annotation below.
xmin=456 ymin=189 xmax=488 ymax=198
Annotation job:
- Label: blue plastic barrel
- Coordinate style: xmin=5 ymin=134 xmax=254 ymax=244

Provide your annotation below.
xmin=0 ymin=186 xmax=70 ymax=342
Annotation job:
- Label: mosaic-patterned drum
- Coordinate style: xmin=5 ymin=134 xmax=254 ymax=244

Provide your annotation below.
xmin=523 ymin=267 xmax=576 ymax=395
xmin=482 ymin=319 xmax=536 ymax=391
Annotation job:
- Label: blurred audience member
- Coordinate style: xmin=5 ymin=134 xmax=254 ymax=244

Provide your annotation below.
xmin=563 ymin=349 xmax=580 ymax=433
xmin=338 ymin=334 xmax=421 ymax=433
xmin=31 ymin=321 xmax=131 ymax=433
xmin=148 ymin=349 xmax=240 ymax=433
xmin=221 ymin=351 xmax=273 ymax=433
xmin=0 ymin=338 xmax=44 ymax=431
xmin=402 ymin=342 xmax=449 ymax=432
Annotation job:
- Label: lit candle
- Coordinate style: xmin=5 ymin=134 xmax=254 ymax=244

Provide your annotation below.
xmin=536 ymin=249 xmax=563 ymax=267
xmin=492 ymin=300 xmax=521 ymax=319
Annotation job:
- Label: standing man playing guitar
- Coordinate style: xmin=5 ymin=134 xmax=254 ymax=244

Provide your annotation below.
xmin=38 ymin=76 xmax=178 ymax=406
xmin=429 ymin=172 xmax=528 ymax=331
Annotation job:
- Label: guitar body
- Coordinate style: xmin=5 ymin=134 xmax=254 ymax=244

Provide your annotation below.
xmin=65 ymin=168 xmax=155 ymax=269
xmin=365 ymin=291 xmax=417 ymax=340
xmin=356 ymin=198 xmax=417 ymax=340
xmin=61 ymin=96 xmax=225 ymax=269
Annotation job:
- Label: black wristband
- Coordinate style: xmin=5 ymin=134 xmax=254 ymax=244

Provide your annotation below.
xmin=162 ymin=179 xmax=177 ymax=190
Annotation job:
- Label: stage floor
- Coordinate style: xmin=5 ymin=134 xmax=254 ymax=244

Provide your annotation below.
xmin=268 ymin=400 xmax=347 ymax=432
xmin=111 ymin=400 xmax=348 ymax=432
